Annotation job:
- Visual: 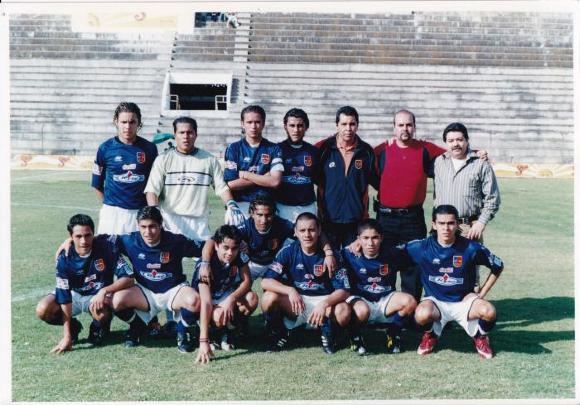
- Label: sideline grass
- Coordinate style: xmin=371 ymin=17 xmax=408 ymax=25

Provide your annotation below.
xmin=11 ymin=170 xmax=574 ymax=401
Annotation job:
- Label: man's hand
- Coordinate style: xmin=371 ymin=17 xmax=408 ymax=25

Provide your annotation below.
xmin=195 ymin=341 xmax=213 ymax=364
xmin=55 ymin=238 xmax=73 ymax=260
xmin=476 ymin=149 xmax=489 ymax=161
xmin=240 ymin=241 xmax=249 ymax=254
xmin=198 ymin=261 xmax=212 ymax=285
xmin=307 ymin=301 xmax=329 ymax=327
xmin=218 ymin=296 xmax=236 ymax=326
xmin=347 ymin=239 xmax=363 ymax=256
xmin=90 ymin=289 xmax=110 ymax=313
xmin=467 ymin=221 xmax=486 ymax=240
xmin=51 ymin=336 xmax=72 ymax=354
xmin=323 ymin=254 xmax=337 ymax=278
xmin=288 ymin=289 xmax=305 ymax=315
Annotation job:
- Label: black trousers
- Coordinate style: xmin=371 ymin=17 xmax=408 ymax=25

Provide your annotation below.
xmin=377 ymin=207 xmax=427 ymax=302
xmin=322 ymin=221 xmax=358 ymax=251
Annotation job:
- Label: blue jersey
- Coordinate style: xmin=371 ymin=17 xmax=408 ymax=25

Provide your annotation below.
xmin=55 ymin=234 xmax=132 ymax=304
xmin=92 ymin=136 xmax=158 ymax=209
xmin=117 ymin=230 xmax=203 ymax=293
xmin=264 ymin=241 xmax=350 ymax=296
xmin=342 ymin=245 xmax=410 ymax=302
xmin=404 ymin=235 xmax=504 ymax=302
xmin=237 ymin=216 xmax=294 ymax=265
xmin=223 ymin=137 xmax=284 ymax=203
xmin=275 ymin=139 xmax=319 ymax=206
xmin=192 ymin=251 xmax=249 ymax=301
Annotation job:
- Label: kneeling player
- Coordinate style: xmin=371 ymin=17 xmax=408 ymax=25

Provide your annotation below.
xmin=403 ymin=205 xmax=504 ymax=359
xmin=109 ymin=206 xmax=205 ymax=353
xmin=193 ymin=225 xmax=258 ymax=360
xmin=36 ymin=214 xmax=133 ymax=353
xmin=261 ymin=212 xmax=350 ymax=354
xmin=342 ymin=219 xmax=416 ymax=355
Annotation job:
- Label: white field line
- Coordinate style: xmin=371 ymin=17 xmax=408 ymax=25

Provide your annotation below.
xmin=11 ymin=202 xmax=99 ymax=212
xmin=12 ymin=286 xmax=52 ymax=303
xmin=11 ymin=171 xmax=85 ymax=183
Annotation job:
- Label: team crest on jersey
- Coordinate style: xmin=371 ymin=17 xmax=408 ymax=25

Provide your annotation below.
xmin=452 ymin=255 xmax=463 ymax=268
xmin=304 ymin=155 xmax=312 ymax=167
xmin=379 ymin=264 xmax=389 ymax=276
xmin=355 ymin=159 xmax=363 ymax=170
xmin=313 ymin=264 xmax=324 ymax=277
xmin=225 ymin=160 xmax=237 ymax=170
xmin=269 ymin=239 xmax=279 ymax=251
xmin=229 ymin=265 xmax=238 ymax=278
xmin=136 ymin=152 xmax=146 ymax=163
xmin=160 ymin=252 xmax=170 ymax=264
xmin=261 ymin=154 xmax=270 ymax=164
xmin=94 ymin=259 xmax=105 ymax=272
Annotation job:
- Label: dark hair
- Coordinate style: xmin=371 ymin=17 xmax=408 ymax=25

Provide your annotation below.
xmin=249 ymin=195 xmax=276 ymax=215
xmin=335 ymin=106 xmax=359 ymax=124
xmin=442 ymin=122 xmax=469 ymax=142
xmin=137 ymin=206 xmax=163 ymax=225
xmin=114 ymin=102 xmax=142 ymax=128
xmin=67 ymin=214 xmax=95 ymax=235
xmin=283 ymin=108 xmax=310 ymax=129
xmin=173 ymin=116 xmax=197 ymax=133
xmin=241 ymin=105 xmax=266 ymax=123
xmin=295 ymin=212 xmax=319 ymax=227
xmin=213 ymin=225 xmax=243 ymax=245
xmin=357 ymin=218 xmax=383 ymax=236
xmin=393 ymin=109 xmax=416 ymax=126
xmin=431 ymin=204 xmax=459 ymax=222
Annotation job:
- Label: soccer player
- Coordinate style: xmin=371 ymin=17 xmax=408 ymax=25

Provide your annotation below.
xmin=92 ymin=102 xmax=158 ymax=234
xmin=145 ymin=116 xmax=244 ymax=241
xmin=192 ymin=225 xmax=258 ymax=357
xmin=109 ymin=206 xmax=205 ymax=353
xmin=223 ymin=105 xmax=284 ymax=216
xmin=404 ymin=205 xmax=504 ymax=359
xmin=315 ymin=106 xmax=379 ymax=250
xmin=261 ymin=212 xmax=351 ymax=354
xmin=275 ymin=108 xmax=319 ymax=223
xmin=342 ymin=219 xmax=417 ymax=355
xmin=36 ymin=214 xmax=133 ymax=353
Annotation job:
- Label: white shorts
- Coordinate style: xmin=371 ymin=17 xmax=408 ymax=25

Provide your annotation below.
xmin=424 ymin=295 xmax=480 ymax=337
xmin=97 ymin=204 xmax=138 ymax=235
xmin=346 ymin=292 xmax=395 ymax=324
xmin=249 ymin=261 xmax=270 ymax=281
xmin=70 ymin=291 xmax=94 ymax=317
xmin=161 ymin=209 xmax=210 ymax=241
xmin=276 ymin=202 xmax=317 ymax=224
xmin=135 ymin=282 xmax=188 ymax=324
xmin=283 ymin=294 xmax=329 ymax=330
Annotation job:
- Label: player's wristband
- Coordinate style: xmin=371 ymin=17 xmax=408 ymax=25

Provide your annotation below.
xmin=199 ymin=338 xmax=209 ymax=343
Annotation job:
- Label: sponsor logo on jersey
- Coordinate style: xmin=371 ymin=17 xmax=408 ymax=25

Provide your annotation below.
xmin=379 ymin=264 xmax=389 ymax=276
xmin=439 ymin=267 xmax=454 ymax=273
xmin=147 ymin=263 xmax=162 ymax=269
xmin=268 ymin=238 xmax=279 ymax=251
xmin=329 ymin=162 xmax=336 ymax=168
xmin=140 ymin=270 xmax=171 ymax=282
xmin=243 ymin=157 xmax=251 ymax=163
xmin=122 ymin=164 xmax=137 ymax=170
xmin=452 ymin=255 xmax=463 ymax=268
xmin=355 ymin=159 xmax=363 ymax=170
xmin=304 ymin=155 xmax=312 ymax=167
xmin=112 ymin=171 xmax=145 ymax=184
xmin=490 ymin=254 xmax=503 ymax=267
xmin=364 ymin=282 xmax=387 ymax=294
xmin=283 ymin=175 xmax=310 ymax=185
xmin=432 ymin=258 xmax=441 ymax=265
xmin=92 ymin=163 xmax=102 ymax=175
xmin=114 ymin=155 xmax=123 ymax=162
xmin=85 ymin=274 xmax=96 ymax=283
xmin=56 ymin=277 xmax=69 ymax=290
xmin=359 ymin=267 xmax=367 ymax=274
xmin=291 ymin=166 xmax=305 ymax=173
xmin=270 ymin=262 xmax=283 ymax=274
xmin=136 ymin=152 xmax=146 ymax=163
xmin=229 ymin=265 xmax=238 ymax=278
xmin=296 ymin=263 xmax=304 ymax=269
xmin=138 ymin=253 xmax=146 ymax=260
xmin=428 ymin=274 xmax=464 ymax=286
xmin=225 ymin=160 xmax=238 ymax=170
xmin=297 ymin=280 xmax=322 ymax=291
xmin=313 ymin=264 xmax=324 ymax=277
xmin=160 ymin=252 xmax=170 ymax=264
xmin=94 ymin=258 xmax=105 ymax=272
xmin=368 ymin=276 xmax=381 ymax=283
xmin=248 ymin=165 xmax=258 ymax=173
xmin=261 ymin=154 xmax=270 ymax=164
xmin=304 ymin=273 xmax=314 ymax=279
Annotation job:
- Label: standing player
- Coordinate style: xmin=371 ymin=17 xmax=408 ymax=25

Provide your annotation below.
xmin=109 ymin=206 xmax=205 ymax=353
xmin=275 ymin=108 xmax=319 ymax=223
xmin=36 ymin=214 xmax=134 ymax=353
xmin=223 ymin=105 xmax=284 ymax=216
xmin=92 ymin=102 xmax=158 ymax=234
xmin=145 ymin=116 xmax=244 ymax=241
xmin=403 ymin=205 xmax=504 ymax=359
xmin=192 ymin=225 xmax=258 ymax=356
xmin=261 ymin=212 xmax=351 ymax=354
xmin=342 ymin=219 xmax=417 ymax=355
xmin=316 ymin=106 xmax=379 ymax=250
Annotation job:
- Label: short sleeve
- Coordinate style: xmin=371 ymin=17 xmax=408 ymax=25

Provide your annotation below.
xmin=54 ymin=254 xmax=72 ymax=305
xmin=91 ymin=145 xmax=106 ymax=191
xmin=223 ymin=144 xmax=239 ymax=182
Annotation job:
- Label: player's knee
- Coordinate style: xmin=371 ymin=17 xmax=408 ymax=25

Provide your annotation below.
xmin=353 ymin=302 xmax=370 ymax=322
xmin=480 ymin=302 xmax=496 ymax=321
xmin=400 ymin=295 xmax=417 ymax=315
xmin=261 ymin=291 xmax=279 ymax=311
xmin=334 ymin=302 xmax=351 ymax=327
xmin=414 ymin=304 xmax=433 ymax=324
xmin=35 ymin=300 xmax=49 ymax=320
xmin=246 ymin=291 xmax=259 ymax=309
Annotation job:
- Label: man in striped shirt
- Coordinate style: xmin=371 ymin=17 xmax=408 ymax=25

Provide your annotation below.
xmin=433 ymin=122 xmax=501 ymax=290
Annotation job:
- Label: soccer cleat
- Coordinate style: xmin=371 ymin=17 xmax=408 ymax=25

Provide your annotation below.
xmin=265 ymin=329 xmax=289 ymax=353
xmin=176 ymin=323 xmax=194 ymax=353
xmin=124 ymin=317 xmax=146 ymax=348
xmin=385 ymin=332 xmax=401 ymax=354
xmin=87 ymin=319 xmax=106 ymax=346
xmin=349 ymin=335 xmax=367 ymax=356
xmin=220 ymin=331 xmax=235 ymax=352
xmin=70 ymin=318 xmax=83 ymax=344
xmin=320 ymin=325 xmax=335 ymax=355
xmin=147 ymin=316 xmax=162 ymax=337
xmin=473 ymin=334 xmax=493 ymax=359
xmin=417 ymin=331 xmax=438 ymax=355
xmin=161 ymin=320 xmax=178 ymax=339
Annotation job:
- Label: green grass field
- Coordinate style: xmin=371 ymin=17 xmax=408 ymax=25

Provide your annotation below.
xmin=11 ymin=170 xmax=574 ymax=401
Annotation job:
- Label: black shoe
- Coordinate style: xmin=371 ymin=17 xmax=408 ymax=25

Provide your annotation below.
xmin=350 ymin=334 xmax=367 ymax=356
xmin=87 ymin=319 xmax=106 ymax=346
xmin=177 ymin=326 xmax=194 ymax=353
xmin=161 ymin=320 xmax=178 ymax=339
xmin=220 ymin=330 xmax=235 ymax=351
xmin=147 ymin=316 xmax=161 ymax=337
xmin=70 ymin=318 xmax=83 ymax=344
xmin=385 ymin=331 xmax=401 ymax=354
xmin=320 ymin=323 xmax=335 ymax=355
xmin=233 ymin=316 xmax=250 ymax=341
xmin=265 ymin=328 xmax=289 ymax=353
xmin=124 ymin=317 xmax=146 ymax=348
